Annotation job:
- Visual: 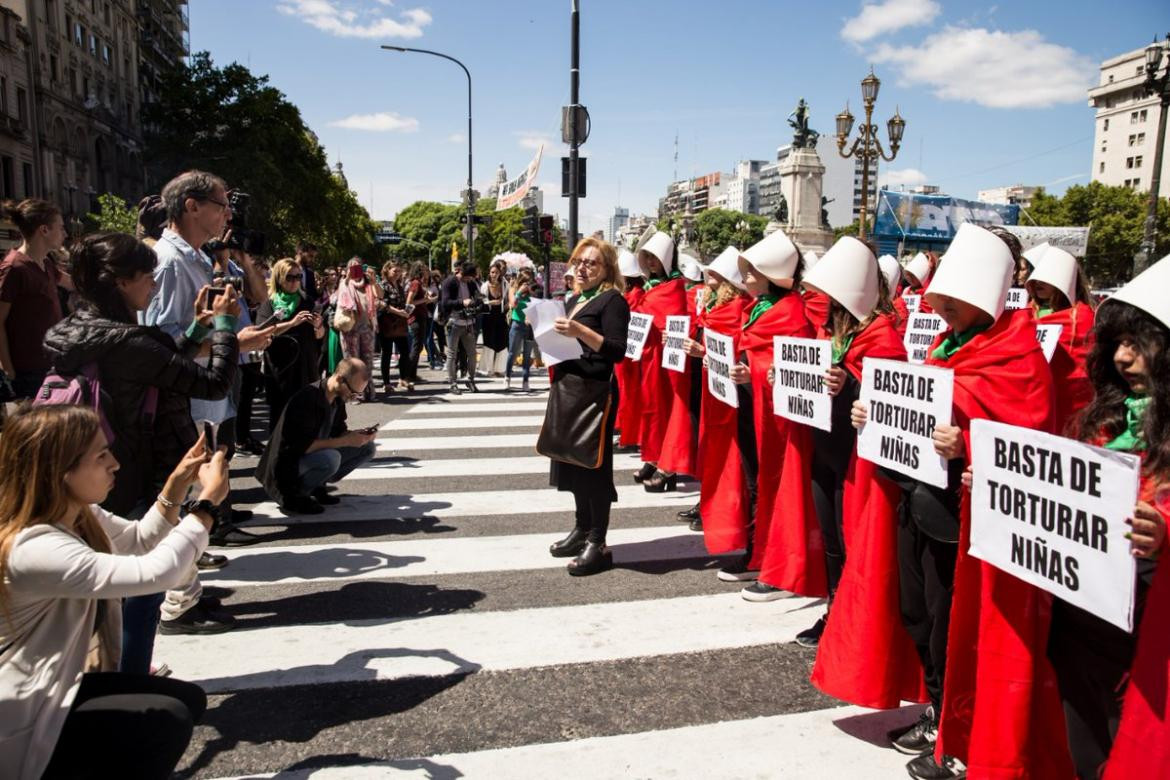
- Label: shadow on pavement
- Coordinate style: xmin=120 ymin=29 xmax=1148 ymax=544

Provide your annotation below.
xmin=223 ymin=581 xmax=486 ymax=628
xmin=201 ymin=548 xmax=426 ymax=585
xmin=832 ymin=702 xmax=929 ymax=748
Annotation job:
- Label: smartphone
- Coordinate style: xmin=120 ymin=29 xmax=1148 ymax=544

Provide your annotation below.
xmin=358 ymin=424 xmax=380 ymax=435
xmin=200 ymin=421 xmax=217 ymax=455
xmin=254 ymin=312 xmax=280 ymax=330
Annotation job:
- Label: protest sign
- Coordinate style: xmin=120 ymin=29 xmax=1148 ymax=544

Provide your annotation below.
xmin=1005 ymin=287 xmax=1028 ymax=310
xmin=626 ymin=313 xmax=653 ymax=361
xmin=903 ymin=293 xmax=922 ymax=314
xmin=704 ymin=330 xmax=738 ymax=408
xmin=694 ymin=288 xmax=706 ymax=316
xmin=524 ymin=299 xmax=582 ymax=367
xmin=1035 ymin=324 xmax=1063 ymax=363
xmin=903 ymin=313 xmax=947 ymax=364
xmin=496 ymin=145 xmax=544 ymax=210
xmin=857 ymin=358 xmax=954 ymax=488
xmin=662 ymin=316 xmax=691 ymax=373
xmin=968 ymin=419 xmax=1140 ymax=631
xmin=772 ymin=336 xmax=832 ymax=431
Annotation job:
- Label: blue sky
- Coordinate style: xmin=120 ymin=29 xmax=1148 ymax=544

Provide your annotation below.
xmin=189 ymin=0 xmax=1170 ymax=235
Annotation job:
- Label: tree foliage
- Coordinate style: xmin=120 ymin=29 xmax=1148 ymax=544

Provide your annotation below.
xmin=87 ymin=193 xmax=137 ymax=235
xmin=656 ymin=209 xmax=769 ymax=259
xmin=143 ymin=52 xmax=379 ymax=265
xmin=1025 ymin=182 xmax=1170 ymax=285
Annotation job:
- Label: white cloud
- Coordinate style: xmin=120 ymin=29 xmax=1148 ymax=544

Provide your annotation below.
xmin=841 ymin=0 xmax=940 ymax=44
xmin=872 ymin=26 xmax=1096 ymax=108
xmin=447 ymin=133 xmax=465 ymax=144
xmin=879 ymin=168 xmax=929 ymax=188
xmin=513 ymin=131 xmax=556 ymax=151
xmin=276 ymin=0 xmax=431 ymax=39
xmin=328 ymin=111 xmax=419 ymax=132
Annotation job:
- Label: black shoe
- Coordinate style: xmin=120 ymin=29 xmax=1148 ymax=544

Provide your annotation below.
xmin=159 ymin=603 xmax=236 ymax=635
xmin=718 ymin=553 xmax=759 ymax=582
xmin=633 ymin=462 xmax=656 ymax=483
xmin=568 ymin=541 xmax=613 ymax=576
xmin=467 ymin=379 xmax=479 ymax=393
xmin=890 ymin=705 xmax=938 ymax=756
xmin=238 ymin=437 xmax=265 ymax=456
xmin=550 ymin=527 xmax=589 ymax=558
xmin=643 ymin=471 xmax=678 ymax=493
xmin=794 ymin=615 xmax=827 ymax=648
xmin=689 ymin=516 xmax=703 ymax=532
xmin=450 ymin=383 xmax=463 ymax=395
xmin=312 ymin=488 xmax=341 ymax=506
xmin=281 ymin=495 xmax=325 ymax=515
xmin=231 ymin=509 xmax=254 ymax=523
xmin=677 ymin=503 xmax=701 ymax=521
xmin=906 ymin=752 xmax=965 ymax=779
xmin=196 ymin=551 xmax=228 ymax=570
xmin=209 ymin=524 xmax=265 ymax=547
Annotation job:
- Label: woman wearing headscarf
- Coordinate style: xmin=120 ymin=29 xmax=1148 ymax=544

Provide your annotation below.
xmin=615 ymin=249 xmax=645 ymax=450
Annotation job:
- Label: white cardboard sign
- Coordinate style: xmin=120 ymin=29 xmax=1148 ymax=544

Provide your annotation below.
xmin=968 ymin=418 xmax=1140 ymax=631
xmin=704 ymin=330 xmax=738 ymax=409
xmin=903 ymin=313 xmax=948 ymax=364
xmin=772 ymin=336 xmax=832 ymax=432
xmin=857 ymin=358 xmax=954 ymax=488
xmin=1036 ymin=324 xmax=1063 ymax=363
xmin=902 ymin=293 xmax=922 ymax=314
xmin=662 ymin=315 xmax=691 ymax=373
xmin=625 ymin=313 xmax=653 ymax=361
xmin=1005 ymin=287 xmax=1029 ymax=310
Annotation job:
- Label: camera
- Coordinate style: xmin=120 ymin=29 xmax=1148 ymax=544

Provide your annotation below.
xmin=461 ymin=299 xmax=488 ymax=318
xmin=212 ymin=272 xmax=246 ymax=291
xmin=223 ymin=191 xmax=267 ymax=256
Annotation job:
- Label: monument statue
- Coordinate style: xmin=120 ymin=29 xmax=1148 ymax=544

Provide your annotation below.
xmin=788 ymin=99 xmax=820 ymax=150
xmin=775 ymin=195 xmax=789 ymax=224
xmin=821 ymin=196 xmax=833 ymax=230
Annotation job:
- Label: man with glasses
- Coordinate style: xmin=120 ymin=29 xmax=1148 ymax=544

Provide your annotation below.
xmin=256 ymin=357 xmax=378 ymax=515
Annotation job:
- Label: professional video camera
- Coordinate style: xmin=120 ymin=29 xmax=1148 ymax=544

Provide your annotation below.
xmin=223 ymin=190 xmax=267 ymax=256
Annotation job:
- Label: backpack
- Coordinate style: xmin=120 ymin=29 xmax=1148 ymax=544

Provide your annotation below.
xmin=33 ymin=363 xmax=159 ymax=445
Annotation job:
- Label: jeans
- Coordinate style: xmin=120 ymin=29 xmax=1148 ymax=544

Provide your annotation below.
xmin=404 ymin=321 xmax=424 ymax=381
xmin=297 ymin=441 xmax=377 ymax=495
xmin=505 ymin=320 xmax=534 ymax=380
xmin=379 ymin=334 xmax=409 ymax=386
xmin=446 ymin=322 xmax=478 ymax=384
xmin=424 ymin=318 xmax=441 ymax=368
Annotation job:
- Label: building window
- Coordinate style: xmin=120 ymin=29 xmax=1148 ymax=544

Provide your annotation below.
xmin=64 ymin=13 xmax=71 ymax=41
xmin=1140 ymin=109 xmax=1148 ymax=122
xmin=103 ymin=2 xmax=111 ymax=24
xmin=1104 ymin=118 xmax=1109 ymax=131
xmin=22 ymin=162 xmax=34 ymax=197
xmin=1 ymin=157 xmax=15 ymax=200
xmin=1127 ymin=157 xmax=1135 ymax=169
xmin=15 ymin=88 xmax=26 ymax=123
xmin=44 ymin=0 xmax=57 ymax=31
xmin=1108 ymin=74 xmax=1115 ymax=83
xmin=1135 ymin=156 xmax=1143 ymax=168
xmin=0 ymin=77 xmax=7 ymax=116
xmin=1099 ymin=161 xmax=1105 ymax=174
xmin=50 ymin=54 xmax=59 ymax=82
xmin=101 ymin=44 xmax=110 ymax=66
xmin=1129 ymin=134 xmax=1137 ymax=146
xmin=89 ymin=33 xmax=97 ymax=56
xmin=1131 ymin=111 xmax=1140 ymax=124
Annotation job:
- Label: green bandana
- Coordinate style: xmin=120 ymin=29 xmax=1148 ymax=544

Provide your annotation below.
xmin=272 ymin=289 xmax=302 ymax=320
xmin=685 ymin=280 xmax=700 ymax=291
xmin=644 ymin=270 xmax=682 ymax=290
xmin=832 ymin=333 xmax=856 ymax=365
xmin=1036 ymin=306 xmax=1054 ymax=318
xmin=930 ymin=324 xmax=990 ymax=362
xmin=745 ymin=293 xmax=779 ymax=328
xmin=1105 ymin=395 xmax=1151 ymax=452
xmin=511 ymin=292 xmax=530 ymax=323
xmin=578 ymin=285 xmax=602 ymax=302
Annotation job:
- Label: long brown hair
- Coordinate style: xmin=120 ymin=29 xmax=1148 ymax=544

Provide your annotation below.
xmin=0 ymin=406 xmax=111 ymax=616
xmin=570 ymin=237 xmax=625 ymax=295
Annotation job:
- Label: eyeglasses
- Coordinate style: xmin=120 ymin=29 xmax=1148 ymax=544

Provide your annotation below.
xmin=284 ymin=274 xmax=302 ymax=282
xmin=195 ymin=195 xmax=229 ymax=210
xmin=576 ymin=258 xmax=604 ymax=269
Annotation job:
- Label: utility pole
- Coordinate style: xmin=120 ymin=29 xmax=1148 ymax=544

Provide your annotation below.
xmin=568 ymin=0 xmax=581 ymax=248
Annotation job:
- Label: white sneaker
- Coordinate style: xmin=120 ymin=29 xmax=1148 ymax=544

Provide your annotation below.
xmin=740 ymin=582 xmax=787 ymax=602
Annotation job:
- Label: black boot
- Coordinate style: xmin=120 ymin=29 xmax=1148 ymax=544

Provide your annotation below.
xmin=567 ymin=541 xmax=613 ymax=576
xmin=643 ymin=471 xmax=678 ymax=493
xmin=633 ymin=462 xmax=656 ymax=483
xmin=677 ymin=502 xmax=701 ymax=521
xmin=550 ymin=527 xmax=589 ymax=558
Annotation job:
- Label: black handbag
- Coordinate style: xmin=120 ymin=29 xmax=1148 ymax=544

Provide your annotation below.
xmin=537 ymin=371 xmax=612 ymax=469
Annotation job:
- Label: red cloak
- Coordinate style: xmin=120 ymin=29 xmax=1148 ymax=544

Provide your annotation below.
xmin=1105 ymin=477 xmax=1169 ymax=778
xmin=812 ymin=315 xmax=930 ymax=709
xmin=803 ymin=290 xmax=831 ymax=334
xmin=697 ymin=295 xmax=752 ymax=553
xmin=616 ymin=286 xmax=646 ymax=447
xmin=739 ymin=293 xmax=818 ymax=580
xmin=930 ymin=312 xmax=1074 ymax=779
xmin=636 ymin=278 xmax=688 ymax=465
xmin=892 ymin=296 xmax=910 ymax=339
xmin=1037 ymin=302 xmax=1096 ymax=436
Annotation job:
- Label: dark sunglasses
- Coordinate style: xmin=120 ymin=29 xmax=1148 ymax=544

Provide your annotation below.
xmin=284 ymin=274 xmax=302 ymax=282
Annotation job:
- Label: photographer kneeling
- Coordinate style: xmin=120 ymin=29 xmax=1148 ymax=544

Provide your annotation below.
xmin=0 ymin=405 xmax=229 ymax=779
xmin=256 ymin=358 xmax=377 ymax=515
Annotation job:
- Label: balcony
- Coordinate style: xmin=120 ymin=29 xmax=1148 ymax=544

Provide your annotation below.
xmin=0 ymin=114 xmax=27 ymax=140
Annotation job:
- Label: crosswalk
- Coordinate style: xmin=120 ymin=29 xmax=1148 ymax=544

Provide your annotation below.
xmin=163 ymin=368 xmax=919 ymax=779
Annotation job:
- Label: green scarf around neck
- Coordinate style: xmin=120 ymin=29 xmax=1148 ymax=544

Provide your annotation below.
xmin=1105 ymin=395 xmax=1151 ymax=452
xmin=578 ymin=285 xmax=602 ymax=302
xmin=644 ymin=269 xmax=682 ymax=290
xmin=930 ymin=323 xmax=990 ymax=362
xmin=272 ymin=289 xmax=302 ymax=320
xmin=745 ymin=293 xmax=779 ymax=328
xmin=832 ymin=333 xmax=856 ymax=365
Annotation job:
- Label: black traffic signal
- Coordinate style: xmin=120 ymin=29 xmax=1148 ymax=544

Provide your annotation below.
xmin=521 ymin=206 xmax=540 ymax=243
xmin=539 ymin=215 xmax=555 ymax=246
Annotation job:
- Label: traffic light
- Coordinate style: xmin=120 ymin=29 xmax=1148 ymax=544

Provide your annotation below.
xmin=521 ymin=206 xmax=540 ymax=243
xmin=539 ymin=215 xmax=554 ymax=246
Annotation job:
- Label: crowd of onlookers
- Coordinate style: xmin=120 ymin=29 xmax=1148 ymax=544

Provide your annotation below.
xmin=0 ymin=169 xmax=561 ymax=778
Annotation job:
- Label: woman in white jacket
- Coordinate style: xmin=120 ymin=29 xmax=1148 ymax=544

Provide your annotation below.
xmin=0 ymin=404 xmax=229 ymax=779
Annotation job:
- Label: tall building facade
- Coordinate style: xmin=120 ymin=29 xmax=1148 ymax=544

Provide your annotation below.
xmin=977 ymin=184 xmax=1039 ymax=209
xmin=1088 ymin=44 xmax=1170 ymax=192
xmin=0 ymin=0 xmax=187 ymax=226
xmin=607 ymin=206 xmax=629 ymax=243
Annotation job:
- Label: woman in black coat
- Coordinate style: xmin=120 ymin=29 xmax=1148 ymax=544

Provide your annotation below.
xmin=254 ymin=257 xmax=324 ymax=429
xmin=546 ymin=237 xmax=630 ymax=576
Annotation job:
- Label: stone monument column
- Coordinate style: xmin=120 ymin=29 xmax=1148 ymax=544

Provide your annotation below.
xmin=772 ymin=99 xmax=835 ymax=254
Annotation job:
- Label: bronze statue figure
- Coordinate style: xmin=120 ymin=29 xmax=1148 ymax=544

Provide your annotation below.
xmin=788 ymin=99 xmax=820 ymax=149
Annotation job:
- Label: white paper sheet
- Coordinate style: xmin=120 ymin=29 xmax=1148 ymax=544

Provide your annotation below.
xmin=525 ymin=298 xmax=584 ymax=366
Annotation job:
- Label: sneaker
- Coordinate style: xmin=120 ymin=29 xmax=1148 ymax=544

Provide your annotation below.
xmin=890 ymin=705 xmax=938 ymax=755
xmin=312 ymin=488 xmax=341 ymax=506
xmin=281 ymin=495 xmax=325 ymax=515
xmin=468 ymin=379 xmax=480 ymax=393
xmin=150 ymin=663 xmax=172 ymax=678
xmin=740 ymin=581 xmax=787 ymax=602
xmin=906 ymin=752 xmax=965 ymax=779
xmin=196 ymin=551 xmax=229 ymax=570
xmin=450 ymin=383 xmax=463 ymax=396
xmin=794 ymin=615 xmax=827 ymax=648
xmin=718 ymin=554 xmax=760 ymax=582
xmin=209 ymin=524 xmax=264 ymax=547
xmin=522 ymin=379 xmax=530 ymax=392
xmin=159 ymin=602 xmax=236 ymax=635
xmin=237 ymin=437 xmax=265 ymax=456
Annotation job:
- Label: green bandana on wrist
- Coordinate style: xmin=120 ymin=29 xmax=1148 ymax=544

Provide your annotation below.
xmin=744 ymin=293 xmax=779 ymax=328
xmin=1105 ymin=395 xmax=1151 ymax=452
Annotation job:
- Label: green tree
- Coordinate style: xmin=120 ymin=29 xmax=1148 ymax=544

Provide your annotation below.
xmin=143 ymin=53 xmax=379 ymax=265
xmin=833 ymin=220 xmax=861 ymax=241
xmin=87 ymin=193 xmax=137 ymax=234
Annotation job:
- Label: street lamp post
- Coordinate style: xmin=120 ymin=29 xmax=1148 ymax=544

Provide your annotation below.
xmin=381 ymin=45 xmax=475 ymax=261
xmin=391 ymin=235 xmax=435 ymax=271
xmin=834 ymin=70 xmax=906 ymax=241
xmin=1135 ymin=34 xmax=1170 ymax=275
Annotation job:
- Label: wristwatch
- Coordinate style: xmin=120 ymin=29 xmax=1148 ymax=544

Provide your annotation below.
xmin=182 ymin=498 xmax=222 ymax=525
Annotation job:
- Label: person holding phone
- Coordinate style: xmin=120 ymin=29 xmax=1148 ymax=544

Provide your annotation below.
xmin=254 ymin=258 xmax=324 ymax=428
xmin=256 ymin=358 xmax=378 ymax=515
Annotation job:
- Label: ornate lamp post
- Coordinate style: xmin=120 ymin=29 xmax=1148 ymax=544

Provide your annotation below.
xmin=835 ymin=69 xmax=906 ymax=240
xmin=1134 ymin=34 xmax=1170 ymax=275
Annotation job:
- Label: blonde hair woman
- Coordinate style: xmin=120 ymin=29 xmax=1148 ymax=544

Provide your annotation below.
xmin=544 ymin=237 xmax=630 ymax=576
xmin=254 ymin=257 xmax=324 ymax=426
xmin=0 ymin=405 xmax=230 ymax=779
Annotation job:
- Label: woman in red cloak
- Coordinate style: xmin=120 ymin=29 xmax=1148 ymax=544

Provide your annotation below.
xmin=1024 ymin=245 xmax=1097 ymax=435
xmin=615 ymin=249 xmax=645 ymax=450
xmin=655 ymin=253 xmax=703 ymax=483
xmin=903 ymin=251 xmax=938 ymax=315
xmin=880 ymin=253 xmax=911 ymax=338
